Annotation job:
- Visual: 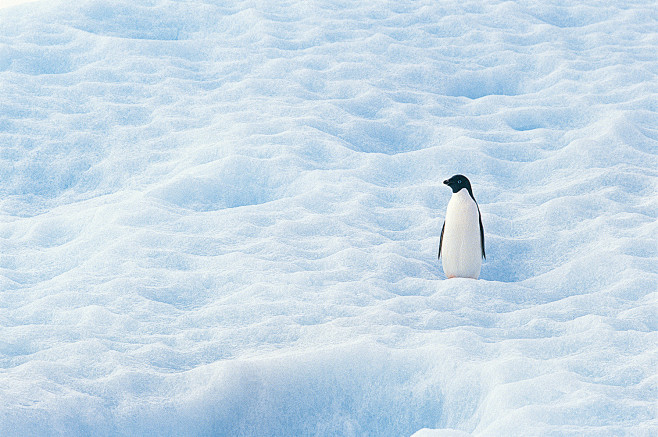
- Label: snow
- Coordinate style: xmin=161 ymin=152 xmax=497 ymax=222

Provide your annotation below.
xmin=0 ymin=0 xmax=656 ymax=435
xmin=0 ymin=1 xmax=38 ymax=10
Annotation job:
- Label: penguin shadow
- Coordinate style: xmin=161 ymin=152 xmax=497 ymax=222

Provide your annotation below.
xmin=477 ymin=237 xmax=537 ymax=283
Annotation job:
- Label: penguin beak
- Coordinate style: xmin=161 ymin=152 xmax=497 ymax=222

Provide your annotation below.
xmin=443 ymin=179 xmax=449 ymax=185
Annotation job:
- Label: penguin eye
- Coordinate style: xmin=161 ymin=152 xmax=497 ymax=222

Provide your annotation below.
xmin=458 ymin=180 xmax=462 ymax=184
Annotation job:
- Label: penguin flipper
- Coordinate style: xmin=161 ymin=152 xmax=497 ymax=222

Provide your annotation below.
xmin=479 ymin=212 xmax=485 ymax=259
xmin=438 ymin=221 xmax=445 ymax=260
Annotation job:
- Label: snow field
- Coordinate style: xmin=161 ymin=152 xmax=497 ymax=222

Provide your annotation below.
xmin=0 ymin=0 xmax=656 ymax=435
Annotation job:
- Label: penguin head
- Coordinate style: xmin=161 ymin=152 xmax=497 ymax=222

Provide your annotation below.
xmin=443 ymin=174 xmax=475 ymax=198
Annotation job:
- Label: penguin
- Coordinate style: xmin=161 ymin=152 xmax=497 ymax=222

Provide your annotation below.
xmin=438 ymin=175 xmax=485 ymax=279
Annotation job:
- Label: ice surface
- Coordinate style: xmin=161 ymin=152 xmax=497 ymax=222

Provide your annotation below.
xmin=0 ymin=0 xmax=656 ymax=435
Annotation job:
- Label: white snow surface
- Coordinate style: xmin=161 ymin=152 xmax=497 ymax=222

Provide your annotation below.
xmin=1 ymin=0 xmax=656 ymax=435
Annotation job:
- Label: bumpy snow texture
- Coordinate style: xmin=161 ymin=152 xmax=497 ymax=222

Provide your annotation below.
xmin=0 ymin=0 xmax=656 ymax=436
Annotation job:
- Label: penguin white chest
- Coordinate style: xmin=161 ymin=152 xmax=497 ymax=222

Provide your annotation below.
xmin=442 ymin=189 xmax=482 ymax=279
